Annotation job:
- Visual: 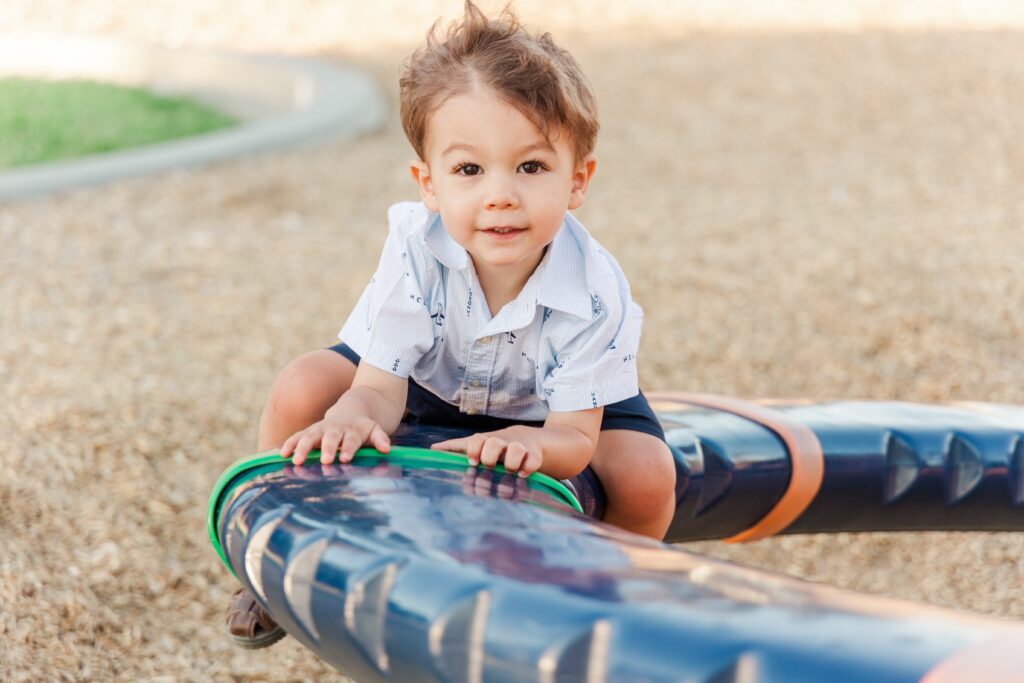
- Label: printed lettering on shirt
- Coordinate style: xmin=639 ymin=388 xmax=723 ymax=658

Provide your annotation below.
xmin=466 ymin=289 xmax=473 ymax=316
xmin=506 ymin=331 xmax=517 ymax=344
xmin=591 ymin=293 xmax=602 ymax=316
xmin=544 ymin=387 xmax=555 ymax=397
xmin=542 ymin=307 xmax=553 ymax=322
xmin=622 ymin=353 xmax=636 ymax=363
xmin=392 ymin=358 xmax=400 ymax=372
xmin=431 ymin=302 xmax=445 ymax=327
xmin=409 ymin=293 xmax=423 ymax=305
xmin=591 ymin=392 xmax=598 ymax=408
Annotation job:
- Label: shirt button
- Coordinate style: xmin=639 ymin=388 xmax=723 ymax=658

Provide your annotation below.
xmin=478 ymin=336 xmax=492 ymax=345
xmin=465 ymin=408 xmax=479 ymax=415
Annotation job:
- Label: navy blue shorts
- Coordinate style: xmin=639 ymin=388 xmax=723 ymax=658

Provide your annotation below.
xmin=328 ymin=342 xmax=665 ymax=440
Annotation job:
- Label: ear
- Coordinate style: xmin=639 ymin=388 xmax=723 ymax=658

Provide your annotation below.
xmin=567 ymin=156 xmax=597 ymax=210
xmin=409 ymin=159 xmax=439 ymax=212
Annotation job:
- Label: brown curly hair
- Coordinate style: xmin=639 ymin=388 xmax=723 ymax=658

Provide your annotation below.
xmin=399 ymin=1 xmax=599 ymax=164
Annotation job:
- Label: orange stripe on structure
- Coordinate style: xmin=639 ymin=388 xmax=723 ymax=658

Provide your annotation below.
xmin=921 ymin=631 xmax=1024 ymax=683
xmin=648 ymin=393 xmax=825 ymax=543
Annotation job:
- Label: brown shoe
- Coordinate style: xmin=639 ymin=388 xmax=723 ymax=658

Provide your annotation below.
xmin=226 ymin=588 xmax=286 ymax=649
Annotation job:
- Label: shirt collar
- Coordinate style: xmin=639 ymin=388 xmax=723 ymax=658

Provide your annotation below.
xmin=536 ymin=213 xmax=595 ymax=320
xmin=423 ymin=209 xmax=595 ymax=321
xmin=423 ymin=213 xmax=471 ymax=270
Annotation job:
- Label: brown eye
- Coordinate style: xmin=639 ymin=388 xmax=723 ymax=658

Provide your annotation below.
xmin=457 ymin=164 xmax=481 ymax=176
xmin=519 ymin=161 xmax=542 ymax=174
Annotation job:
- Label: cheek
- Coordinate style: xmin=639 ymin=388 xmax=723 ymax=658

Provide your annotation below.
xmin=537 ymin=182 xmax=573 ymax=217
xmin=437 ymin=201 xmax=476 ymax=238
xmin=445 ymin=198 xmax=476 ymax=223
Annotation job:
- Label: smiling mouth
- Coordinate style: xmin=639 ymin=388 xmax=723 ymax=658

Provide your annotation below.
xmin=482 ymin=227 xmax=525 ymax=234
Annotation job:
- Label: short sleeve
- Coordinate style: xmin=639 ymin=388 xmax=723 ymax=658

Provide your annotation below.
xmin=541 ymin=296 xmax=642 ymax=413
xmin=338 ymin=204 xmax=437 ymax=377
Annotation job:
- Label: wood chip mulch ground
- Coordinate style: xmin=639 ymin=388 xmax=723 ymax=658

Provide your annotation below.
xmin=2 ymin=4 xmax=1023 ymax=680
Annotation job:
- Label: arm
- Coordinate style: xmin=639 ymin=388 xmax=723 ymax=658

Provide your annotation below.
xmin=281 ymin=362 xmax=408 ymax=465
xmin=431 ymin=406 xmax=603 ymax=480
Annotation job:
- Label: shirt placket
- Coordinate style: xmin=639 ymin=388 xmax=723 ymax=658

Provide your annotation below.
xmin=456 ymin=270 xmax=496 ymax=416
xmin=460 ymin=332 xmax=499 ymax=415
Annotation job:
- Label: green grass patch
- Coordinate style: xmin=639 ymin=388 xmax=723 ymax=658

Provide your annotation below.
xmin=0 ymin=77 xmax=237 ymax=169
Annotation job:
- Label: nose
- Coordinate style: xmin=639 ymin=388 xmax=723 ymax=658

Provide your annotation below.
xmin=484 ymin=173 xmax=518 ymax=210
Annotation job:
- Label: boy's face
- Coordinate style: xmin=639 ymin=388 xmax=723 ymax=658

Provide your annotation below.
xmin=410 ymin=85 xmax=596 ymax=279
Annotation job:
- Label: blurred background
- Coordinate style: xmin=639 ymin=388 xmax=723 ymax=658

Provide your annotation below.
xmin=2 ymin=1 xmax=1023 ymax=680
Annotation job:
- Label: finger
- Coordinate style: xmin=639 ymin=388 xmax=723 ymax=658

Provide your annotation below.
xmin=368 ymin=425 xmax=391 ymax=454
xmin=479 ymin=438 xmax=506 ymax=469
xmin=454 ymin=436 xmax=485 ymax=466
xmin=338 ymin=429 xmax=365 ymax=463
xmin=291 ymin=430 xmax=323 ymax=465
xmin=320 ymin=445 xmax=336 ymax=466
xmin=519 ymin=449 xmax=543 ymax=477
xmin=502 ymin=442 xmax=527 ymax=474
xmin=320 ymin=428 xmax=343 ymax=465
xmin=280 ymin=431 xmax=302 ymax=459
xmin=294 ymin=430 xmax=323 ymax=466
xmin=431 ymin=437 xmax=469 ymax=452
xmin=465 ymin=435 xmax=488 ymax=466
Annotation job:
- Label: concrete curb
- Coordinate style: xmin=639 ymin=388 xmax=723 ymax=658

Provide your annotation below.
xmin=0 ymin=34 xmax=387 ymax=200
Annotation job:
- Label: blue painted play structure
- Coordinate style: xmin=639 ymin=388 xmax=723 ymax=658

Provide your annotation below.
xmin=208 ymin=395 xmax=1024 ymax=682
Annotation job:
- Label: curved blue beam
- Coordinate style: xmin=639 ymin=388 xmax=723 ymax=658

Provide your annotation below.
xmin=642 ymin=398 xmax=1024 ymax=541
xmin=210 ymin=399 xmax=1024 ymax=681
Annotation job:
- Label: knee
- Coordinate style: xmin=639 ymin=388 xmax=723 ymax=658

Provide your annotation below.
xmin=266 ymin=350 xmax=352 ymax=426
xmin=625 ymin=440 xmax=677 ymax=503
xmin=597 ymin=436 xmax=677 ymax=509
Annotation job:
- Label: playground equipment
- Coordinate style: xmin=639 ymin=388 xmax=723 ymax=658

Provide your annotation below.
xmin=208 ymin=395 xmax=1024 ymax=682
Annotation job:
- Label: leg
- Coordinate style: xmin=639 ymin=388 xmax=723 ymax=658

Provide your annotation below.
xmin=589 ymin=430 xmax=676 ymax=540
xmin=257 ymin=348 xmax=357 ymax=450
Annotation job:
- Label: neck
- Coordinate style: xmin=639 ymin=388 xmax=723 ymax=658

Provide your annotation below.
xmin=472 ymin=250 xmax=545 ymax=317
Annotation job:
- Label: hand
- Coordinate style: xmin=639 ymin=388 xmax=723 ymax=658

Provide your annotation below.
xmin=280 ymin=413 xmax=391 ymax=466
xmin=432 ymin=427 xmax=543 ymax=478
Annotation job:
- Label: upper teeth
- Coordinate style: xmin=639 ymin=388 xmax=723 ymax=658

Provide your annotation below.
xmin=492 ymin=228 xmax=514 ymax=233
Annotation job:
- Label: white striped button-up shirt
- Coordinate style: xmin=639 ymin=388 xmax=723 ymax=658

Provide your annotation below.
xmin=339 ymin=202 xmax=642 ymax=420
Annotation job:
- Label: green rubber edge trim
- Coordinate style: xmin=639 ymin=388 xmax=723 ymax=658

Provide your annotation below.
xmin=207 ymin=446 xmax=583 ymax=575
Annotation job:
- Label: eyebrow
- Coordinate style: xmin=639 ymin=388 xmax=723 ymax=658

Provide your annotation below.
xmin=441 ymin=140 xmax=554 ymax=156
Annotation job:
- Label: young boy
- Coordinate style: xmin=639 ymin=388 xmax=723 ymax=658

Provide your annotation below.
xmin=226 ymin=1 xmax=677 ymax=648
